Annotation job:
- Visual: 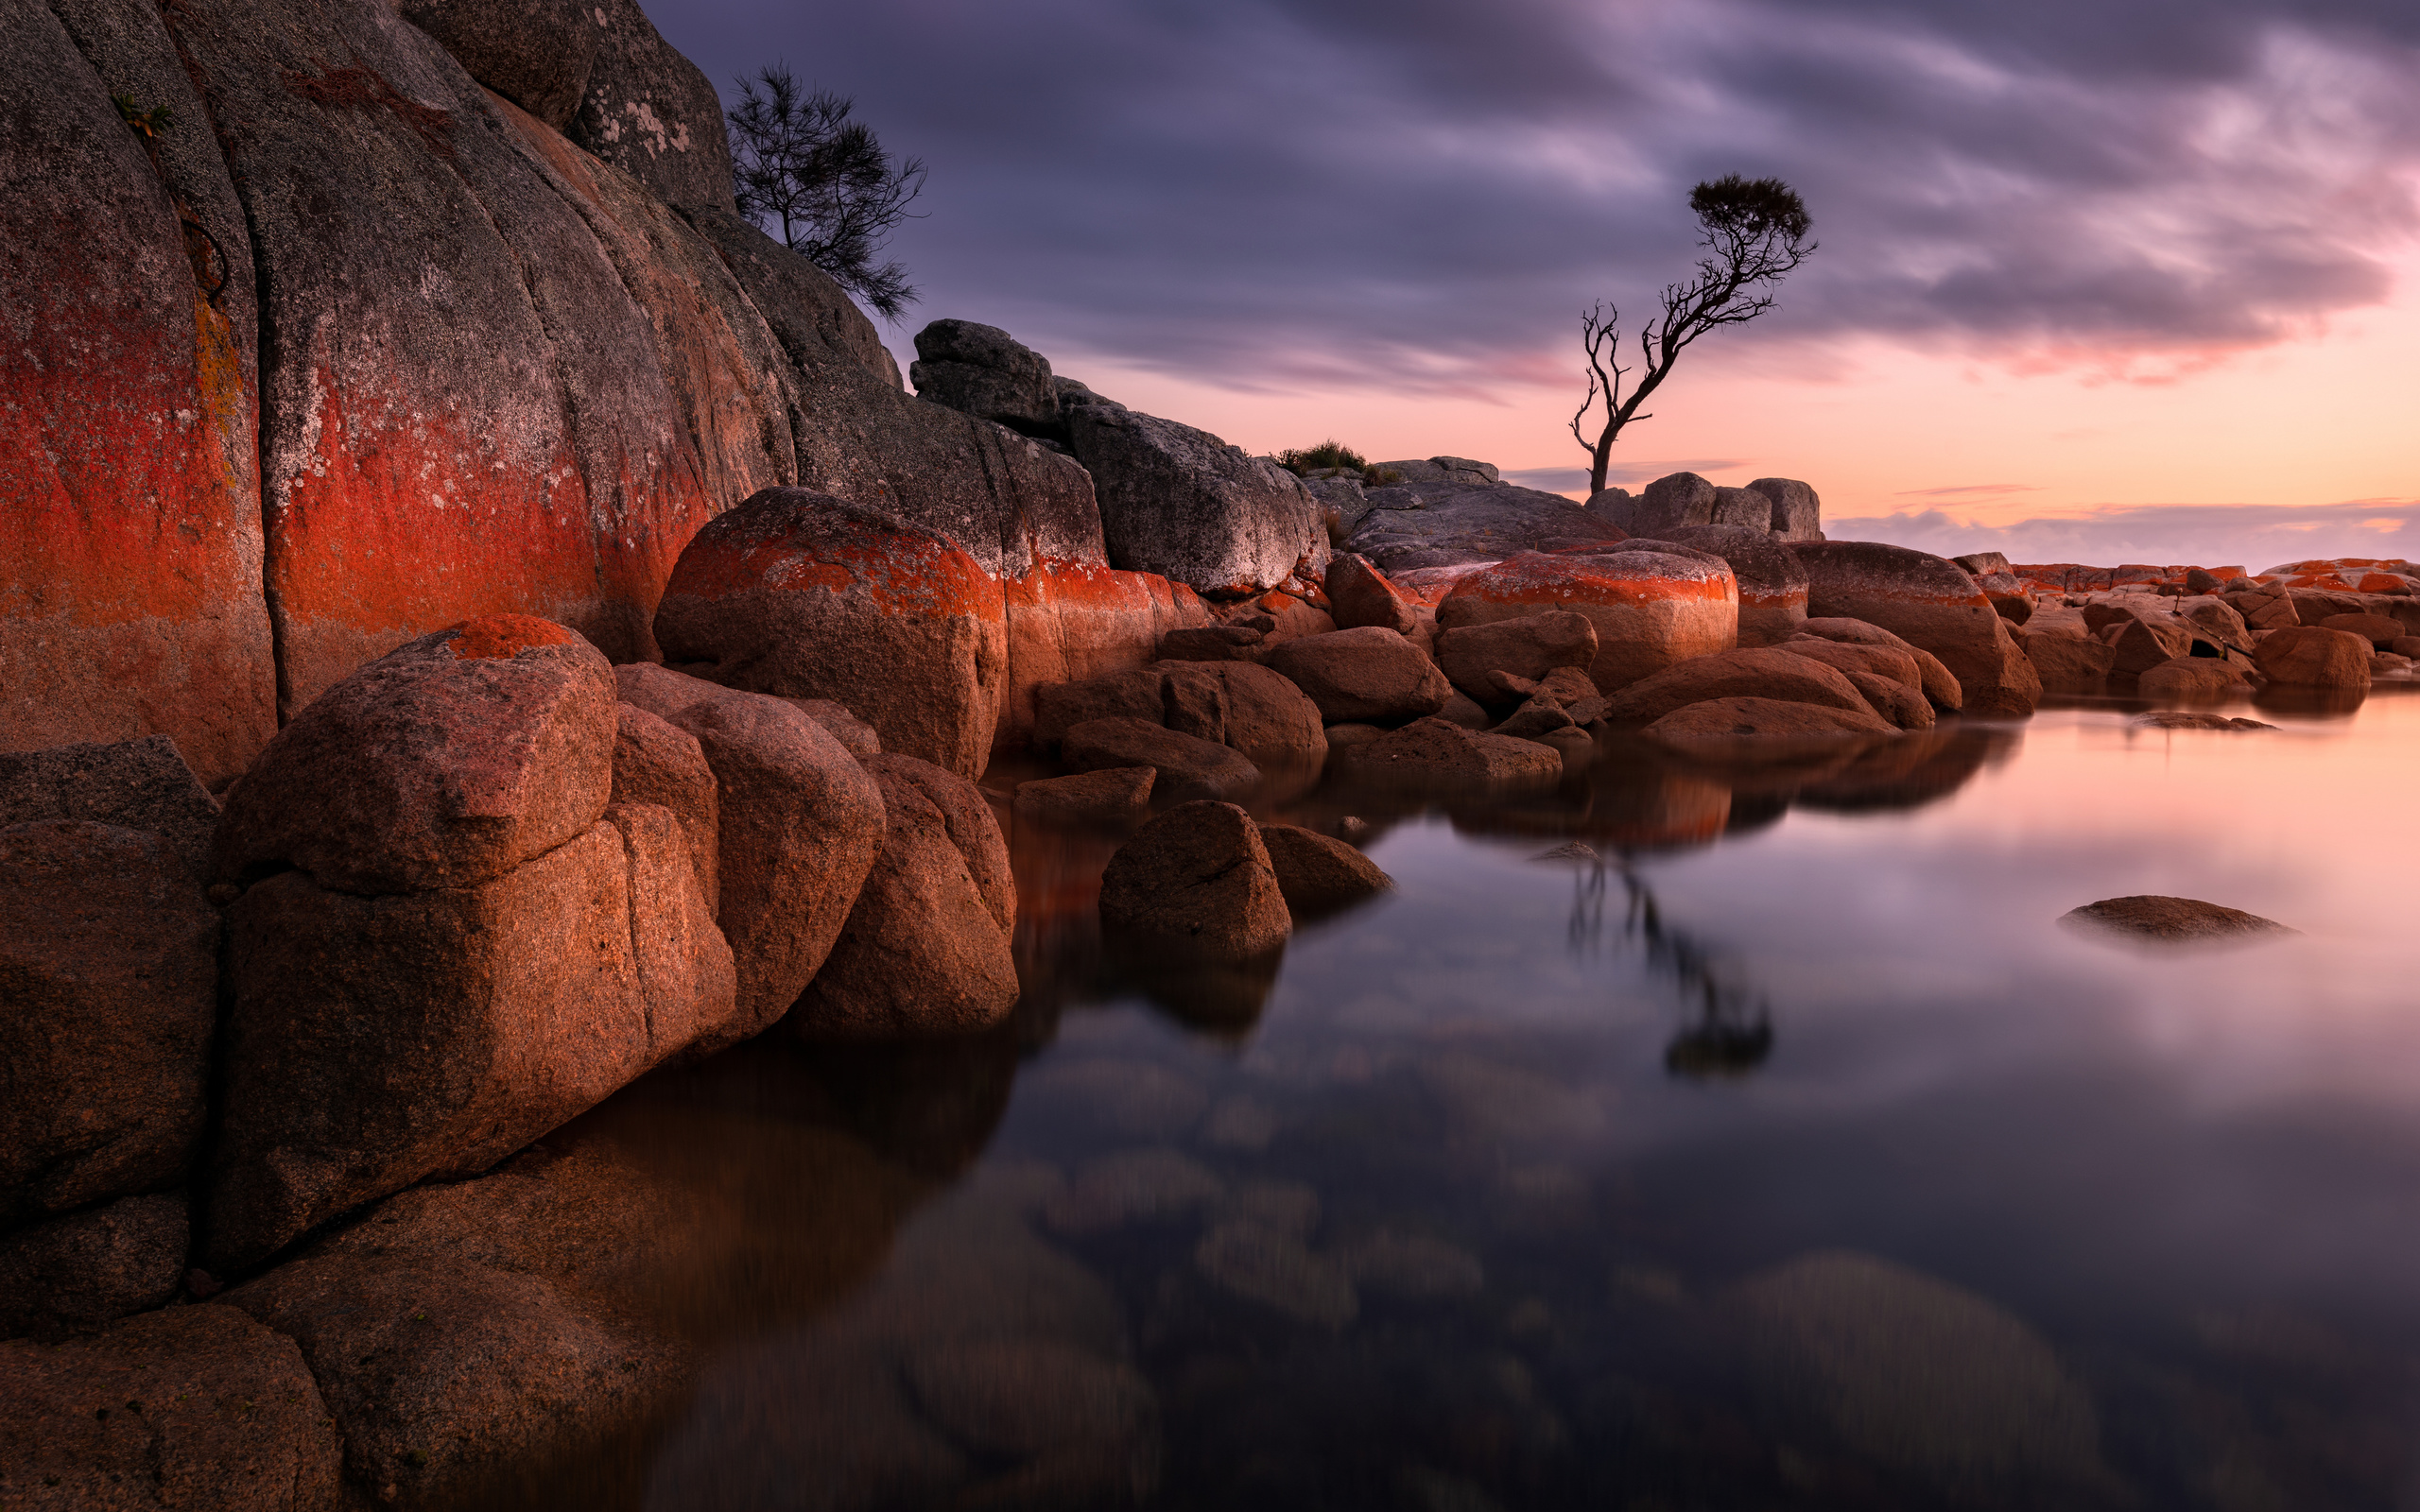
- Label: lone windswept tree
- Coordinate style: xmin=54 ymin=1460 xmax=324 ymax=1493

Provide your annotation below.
xmin=729 ymin=64 xmax=927 ymax=319
xmin=1571 ymin=175 xmax=1814 ymax=496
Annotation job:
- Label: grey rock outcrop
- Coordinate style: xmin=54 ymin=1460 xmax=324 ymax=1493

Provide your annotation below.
xmin=565 ymin=0 xmax=735 ymax=212
xmin=1748 ymin=477 xmax=1824 ymax=541
xmin=1371 ymin=455 xmax=1499 ymax=487
xmin=1341 ymin=480 xmax=1625 ymax=572
xmin=910 ymin=319 xmax=1063 ymax=439
xmin=1067 ymin=406 xmax=1327 ymax=597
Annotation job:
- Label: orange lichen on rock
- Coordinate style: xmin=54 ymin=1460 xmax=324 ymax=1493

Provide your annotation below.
xmin=441 ymin=615 xmax=585 ymax=661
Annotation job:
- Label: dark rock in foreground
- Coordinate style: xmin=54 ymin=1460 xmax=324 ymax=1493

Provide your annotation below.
xmin=1098 ymin=801 xmax=1291 ymax=958
xmin=2060 ymin=896 xmax=2296 ymax=944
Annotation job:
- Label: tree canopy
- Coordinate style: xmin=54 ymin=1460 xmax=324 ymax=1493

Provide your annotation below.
xmin=728 ymin=65 xmax=927 ymax=319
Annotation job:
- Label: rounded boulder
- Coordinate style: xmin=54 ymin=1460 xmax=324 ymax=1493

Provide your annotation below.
xmin=1098 ymin=801 xmax=1292 ymax=958
xmin=654 ymin=489 xmax=1009 ymax=778
xmin=1438 ymin=551 xmax=1737 ymax=693
xmin=2252 ymin=626 xmax=2371 ymax=690
xmin=1262 ymin=627 xmax=1451 ymax=725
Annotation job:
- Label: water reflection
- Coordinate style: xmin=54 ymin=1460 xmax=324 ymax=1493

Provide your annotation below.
xmin=533 ymin=705 xmax=2420 ymax=1509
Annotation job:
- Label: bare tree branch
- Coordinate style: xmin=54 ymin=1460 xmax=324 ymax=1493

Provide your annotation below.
xmin=1573 ymin=175 xmax=1814 ymax=496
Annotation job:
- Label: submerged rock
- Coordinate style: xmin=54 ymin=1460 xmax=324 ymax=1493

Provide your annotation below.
xmin=2060 ymin=895 xmax=2296 ymax=944
xmin=2131 ymin=713 xmax=2274 ymax=730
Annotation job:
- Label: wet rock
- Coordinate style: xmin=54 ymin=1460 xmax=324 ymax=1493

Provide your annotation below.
xmin=2137 ymin=657 xmax=2252 ymax=700
xmin=1736 ymin=1250 xmax=2118 ymax=1496
xmin=1794 ymin=543 xmax=2039 ymax=716
xmin=908 ymin=319 xmax=1061 ymax=438
xmin=2319 ymin=611 xmax=2404 ymax=647
xmin=0 ymin=734 xmax=218 ymax=883
xmin=1437 ymin=551 xmax=1737 ymax=693
xmin=1646 ymin=696 xmax=1897 ymax=748
xmin=1797 ymin=617 xmax=1963 ymax=710
xmin=1098 ymin=801 xmax=1291 ymax=957
xmin=1331 ymin=717 xmax=1564 ymax=793
xmin=1263 ymin=627 xmax=1452 ymax=724
xmin=1064 ymin=717 xmax=1261 ymax=802
xmin=0 ymin=1305 xmax=342 ymax=1510
xmin=653 ymin=490 xmax=1009 ymax=778
xmin=612 ymin=702 xmax=720 ymax=914
xmin=1433 ymin=612 xmax=1600 ymax=705
xmin=1067 ymin=404 xmax=1325 ymax=597
xmin=1194 ymin=1221 xmax=1358 ymax=1329
xmin=1015 ymin=767 xmax=1156 ymax=829
xmin=1256 ymin=824 xmax=1394 ymax=919
xmin=1342 ymin=1232 xmax=1486 ymax=1301
xmin=2253 ymin=626 xmax=2372 ymax=690
xmin=212 ymin=616 xmax=615 ymax=894
xmin=616 ymin=665 xmax=885 ymax=1035
xmin=0 ymin=822 xmax=215 ymax=1226
xmin=1042 ymin=1148 xmax=1226 ymax=1235
xmin=0 ymin=1193 xmax=187 ymax=1342
xmin=1605 ymin=646 xmax=1876 ymax=728
xmin=1325 ymin=553 xmax=1420 ymax=634
xmin=2060 ymin=895 xmax=2296 ymax=944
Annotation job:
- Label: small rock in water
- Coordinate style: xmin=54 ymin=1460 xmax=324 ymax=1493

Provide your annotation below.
xmin=1530 ymin=841 xmax=1599 ymax=865
xmin=1256 ymin=823 xmax=1393 ymax=918
xmin=2060 ymin=895 xmax=2297 ymax=944
xmin=2131 ymin=713 xmax=2274 ymax=730
xmin=1193 ymin=1220 xmax=1358 ymax=1329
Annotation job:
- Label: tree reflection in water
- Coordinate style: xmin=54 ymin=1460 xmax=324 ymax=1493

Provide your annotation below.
xmin=1558 ymin=843 xmax=1773 ymax=1079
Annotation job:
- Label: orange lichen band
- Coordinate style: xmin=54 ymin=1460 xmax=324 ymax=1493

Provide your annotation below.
xmin=441 ymin=614 xmax=581 ymax=660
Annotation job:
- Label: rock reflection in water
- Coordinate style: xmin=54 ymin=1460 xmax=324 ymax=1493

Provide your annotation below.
xmin=1552 ymin=845 xmax=1774 ymax=1079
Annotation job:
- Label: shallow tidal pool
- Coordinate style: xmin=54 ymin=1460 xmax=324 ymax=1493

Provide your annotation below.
xmin=551 ymin=686 xmax=2420 ymax=1512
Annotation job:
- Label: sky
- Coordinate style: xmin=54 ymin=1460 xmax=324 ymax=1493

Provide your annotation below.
xmin=655 ymin=0 xmax=2420 ymax=571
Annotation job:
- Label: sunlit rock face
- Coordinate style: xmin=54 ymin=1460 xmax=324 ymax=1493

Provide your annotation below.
xmin=3 ymin=0 xmax=1167 ymax=779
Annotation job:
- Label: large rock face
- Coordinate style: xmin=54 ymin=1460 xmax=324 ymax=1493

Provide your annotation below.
xmin=398 ymin=0 xmax=599 ymax=129
xmin=1066 ymin=404 xmax=1327 ymax=596
xmin=0 ymin=733 xmax=220 ymax=882
xmin=1794 ymin=542 xmax=2041 ymax=717
xmin=563 ymin=0 xmax=735 ymax=212
xmin=1 ymin=821 xmax=216 ymax=1227
xmin=1 ymin=0 xmax=277 ymax=787
xmin=654 ymin=490 xmax=1009 ymax=778
xmin=1437 ymin=551 xmax=1737 ymax=692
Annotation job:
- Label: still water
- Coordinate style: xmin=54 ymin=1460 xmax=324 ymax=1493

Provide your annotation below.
xmin=547 ymin=688 xmax=2420 ymax=1511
